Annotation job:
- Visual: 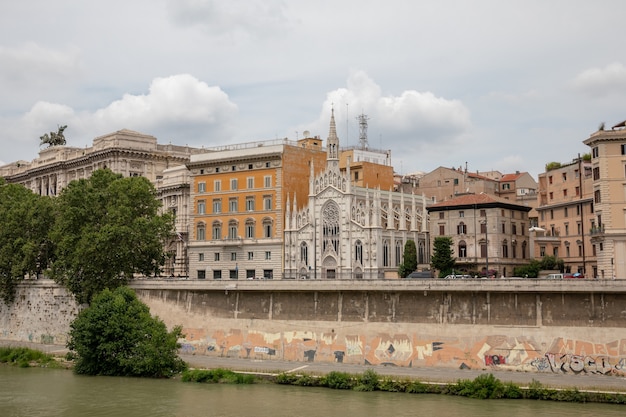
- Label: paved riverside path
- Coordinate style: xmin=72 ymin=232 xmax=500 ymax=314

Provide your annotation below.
xmin=3 ymin=340 xmax=626 ymax=393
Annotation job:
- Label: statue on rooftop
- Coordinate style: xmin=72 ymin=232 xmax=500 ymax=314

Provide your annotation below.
xmin=40 ymin=125 xmax=67 ymax=147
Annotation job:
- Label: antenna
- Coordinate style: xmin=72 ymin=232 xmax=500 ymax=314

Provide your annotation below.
xmin=357 ymin=113 xmax=370 ymax=150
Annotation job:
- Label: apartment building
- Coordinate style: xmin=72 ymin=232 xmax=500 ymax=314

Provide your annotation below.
xmin=411 ymin=166 xmax=499 ymax=203
xmin=535 ymin=157 xmax=594 ymax=277
xmin=583 ymin=120 xmax=626 ymax=279
xmin=427 ymin=193 xmax=532 ymax=277
xmin=185 ymin=136 xmax=329 ymax=280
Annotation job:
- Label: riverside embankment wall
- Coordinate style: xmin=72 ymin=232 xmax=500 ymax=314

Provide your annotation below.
xmin=2 ymin=279 xmax=626 ymax=376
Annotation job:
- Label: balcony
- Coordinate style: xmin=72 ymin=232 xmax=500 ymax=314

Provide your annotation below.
xmin=221 ymin=237 xmax=243 ymax=247
xmin=589 ymin=226 xmax=605 ymax=236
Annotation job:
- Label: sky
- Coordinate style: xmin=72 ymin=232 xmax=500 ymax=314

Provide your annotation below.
xmin=1 ymin=1 xmax=626 ymax=179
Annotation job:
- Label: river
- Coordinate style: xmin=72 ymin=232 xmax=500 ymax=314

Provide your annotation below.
xmin=1 ymin=366 xmax=625 ymax=417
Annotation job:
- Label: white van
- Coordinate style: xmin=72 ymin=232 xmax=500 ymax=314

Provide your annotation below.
xmin=546 ymin=273 xmax=564 ymax=280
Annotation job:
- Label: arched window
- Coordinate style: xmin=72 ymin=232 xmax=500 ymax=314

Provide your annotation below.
xmin=322 ymin=202 xmax=340 ymax=253
xmin=355 ymin=240 xmax=363 ymax=264
xmin=212 ymin=221 xmax=221 ymax=240
xmin=457 ymin=222 xmax=467 ymax=235
xmin=458 ymin=240 xmax=467 ymax=258
xmin=395 ymin=240 xmax=402 ymax=266
xmin=263 ymin=218 xmax=273 ymax=238
xmin=245 ymin=219 xmax=255 ymax=238
xmin=502 ymin=240 xmax=509 ymax=258
xmin=228 ymin=220 xmax=238 ymax=239
xmin=196 ymin=222 xmax=206 ymax=241
xmin=300 ymin=242 xmax=308 ymax=265
xmin=383 ymin=240 xmax=390 ymax=267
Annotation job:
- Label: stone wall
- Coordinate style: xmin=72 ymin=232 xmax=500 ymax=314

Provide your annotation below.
xmin=2 ymin=279 xmax=626 ymax=376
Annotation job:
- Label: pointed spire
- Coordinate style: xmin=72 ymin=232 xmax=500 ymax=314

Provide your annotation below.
xmin=327 ymin=106 xmax=339 ymax=166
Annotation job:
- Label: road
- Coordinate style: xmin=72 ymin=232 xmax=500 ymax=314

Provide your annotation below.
xmin=3 ymin=340 xmax=625 ymax=392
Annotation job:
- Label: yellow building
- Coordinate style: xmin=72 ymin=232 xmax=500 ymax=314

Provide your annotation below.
xmin=583 ymin=120 xmax=626 ymax=279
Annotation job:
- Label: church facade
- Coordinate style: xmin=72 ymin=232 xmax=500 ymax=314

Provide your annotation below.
xmin=284 ymin=110 xmax=430 ymax=279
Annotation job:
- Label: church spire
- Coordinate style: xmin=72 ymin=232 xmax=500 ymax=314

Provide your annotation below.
xmin=326 ymin=106 xmax=339 ymax=169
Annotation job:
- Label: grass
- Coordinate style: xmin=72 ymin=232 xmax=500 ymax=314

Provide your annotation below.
xmin=0 ymin=347 xmax=64 ymax=369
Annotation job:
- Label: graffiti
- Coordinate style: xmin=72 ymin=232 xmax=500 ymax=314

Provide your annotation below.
xmin=40 ymin=334 xmax=54 ymax=344
xmin=485 ymin=355 xmax=506 ymax=366
xmin=180 ymin=343 xmax=195 ymax=354
xmin=530 ymin=353 xmax=626 ymax=375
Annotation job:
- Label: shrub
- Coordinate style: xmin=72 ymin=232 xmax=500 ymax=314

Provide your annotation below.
xmin=354 ymin=369 xmax=380 ymax=391
xmin=0 ymin=347 xmax=60 ymax=368
xmin=321 ymin=371 xmax=354 ymax=390
xmin=182 ymin=368 xmax=256 ymax=384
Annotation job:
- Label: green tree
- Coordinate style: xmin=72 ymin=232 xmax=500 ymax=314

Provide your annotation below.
xmin=0 ymin=179 xmax=55 ymax=302
xmin=51 ymin=169 xmax=173 ymax=304
xmin=67 ymin=286 xmax=186 ymax=377
xmin=398 ymin=240 xmax=418 ymax=278
xmin=431 ymin=236 xmax=455 ymax=277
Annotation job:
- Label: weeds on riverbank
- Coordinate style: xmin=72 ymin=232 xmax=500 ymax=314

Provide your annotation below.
xmin=182 ymin=368 xmax=256 ymax=384
xmin=0 ymin=347 xmax=63 ymax=368
xmin=274 ymin=370 xmax=626 ymax=404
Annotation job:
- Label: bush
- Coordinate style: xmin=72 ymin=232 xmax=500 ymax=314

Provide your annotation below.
xmin=182 ymin=368 xmax=256 ymax=384
xmin=67 ymin=286 xmax=187 ymax=378
xmin=354 ymin=369 xmax=380 ymax=391
xmin=321 ymin=371 xmax=354 ymax=390
xmin=0 ymin=347 xmax=60 ymax=368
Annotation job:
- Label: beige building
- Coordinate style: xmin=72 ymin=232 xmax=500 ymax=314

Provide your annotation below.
xmin=427 ymin=193 xmax=532 ymax=277
xmin=412 ymin=166 xmax=499 ymax=203
xmin=583 ymin=120 xmax=626 ymax=279
xmin=534 ymin=157 xmax=595 ymax=277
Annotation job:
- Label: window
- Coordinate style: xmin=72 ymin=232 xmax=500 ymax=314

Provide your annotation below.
xmin=245 ymin=219 xmax=255 ymax=238
xmin=480 ymin=209 xmax=486 ymax=217
xmin=213 ymin=270 xmax=222 ymax=280
xmin=263 ymin=269 xmax=273 ymax=279
xmin=197 ymin=199 xmax=206 ymax=214
xmin=594 ymin=189 xmax=601 ymax=203
xmin=576 ymin=204 xmax=581 ymax=215
xmin=246 ymin=269 xmax=255 ymax=279
xmin=439 ymin=212 xmax=444 ymax=219
xmin=549 ymin=176 xmax=553 ymax=184
xmin=553 ymin=247 xmax=558 ymax=257
xmin=593 ymin=167 xmax=600 ymax=180
xmin=502 ymin=241 xmax=508 ymax=258
xmin=439 ymin=225 xmax=445 ymax=235
xmin=264 ymin=195 xmax=272 ymax=210
xmin=622 ymin=144 xmax=626 ymax=155
xmin=549 ymin=192 xmax=553 ymax=200
xmin=230 ymin=179 xmax=238 ymax=190
xmin=214 ymin=180 xmax=221 ymax=191
xmin=565 ymin=223 xmax=569 ymax=235
xmin=458 ymin=241 xmax=467 ymax=258
xmin=263 ymin=219 xmax=272 ymax=238
xmin=457 ymin=222 xmax=467 ymax=234
xmin=564 ymin=207 xmax=568 ymax=217
xmin=512 ymin=224 xmax=517 ymax=235
xmin=501 ymin=223 xmax=505 ymax=233
xmin=383 ymin=240 xmax=390 ymax=267
xmin=231 ymin=252 xmax=237 ymax=261
xmin=540 ymin=246 xmax=546 ymax=257
xmin=563 ymin=189 xmax=568 ymax=197
xmin=354 ymin=241 xmax=362 ymax=264
xmin=215 ymin=167 xmax=220 ymax=173
xmin=228 ymin=221 xmax=238 ymax=239
xmin=264 ymin=176 xmax=271 ymax=188
xmin=212 ymin=221 xmax=221 ymax=240
xmin=395 ymin=241 xmax=402 ymax=267
xmin=198 ymin=182 xmax=206 ymax=193
xmin=246 ymin=196 xmax=255 ymax=211
xmin=480 ymin=222 xmax=487 ymax=234
xmin=229 ymin=198 xmax=238 ymax=212
xmin=213 ymin=199 xmax=222 ymax=213
xmin=301 ymin=242 xmax=309 ymax=265
xmin=196 ymin=223 xmax=205 ymax=241
xmin=231 ymin=165 xmax=236 ymax=172
xmin=230 ymin=269 xmax=238 ymax=280
xmin=562 ymin=172 xmax=567 ymax=181
xmin=197 ymin=270 xmax=206 ymax=279
xmin=248 ymin=164 xmax=253 ymax=170
xmin=550 ymin=209 xmax=554 ymax=220
xmin=459 ymin=210 xmax=464 ymax=218
xmin=198 ymin=253 xmax=204 ymax=262
xmin=214 ymin=252 xmax=220 ymax=261
xmin=247 ymin=177 xmax=254 ymax=189
xmin=265 ymin=251 xmax=271 ymax=260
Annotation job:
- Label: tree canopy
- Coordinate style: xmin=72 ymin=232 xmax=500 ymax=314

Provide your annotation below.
xmin=67 ymin=286 xmax=186 ymax=377
xmin=398 ymin=239 xmax=418 ymax=278
xmin=431 ymin=236 xmax=455 ymax=278
xmin=50 ymin=169 xmax=173 ymax=304
xmin=0 ymin=179 xmax=55 ymax=302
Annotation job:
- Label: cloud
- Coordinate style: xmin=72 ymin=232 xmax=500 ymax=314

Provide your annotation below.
xmin=166 ymin=0 xmax=290 ymax=40
xmin=570 ymin=63 xmax=626 ymax=97
xmin=2 ymin=74 xmax=238 ymax=161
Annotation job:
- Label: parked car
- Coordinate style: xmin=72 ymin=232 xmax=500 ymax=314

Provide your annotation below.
xmin=545 ymin=273 xmax=564 ymax=280
xmin=406 ymin=270 xmax=433 ymax=279
xmin=564 ymin=272 xmax=584 ymax=279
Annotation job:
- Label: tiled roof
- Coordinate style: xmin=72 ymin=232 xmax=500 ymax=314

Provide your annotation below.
xmin=427 ymin=193 xmax=531 ymax=211
xmin=500 ymin=173 xmax=523 ymax=182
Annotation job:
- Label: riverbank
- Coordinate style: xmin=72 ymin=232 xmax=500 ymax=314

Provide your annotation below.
xmin=3 ymin=340 xmax=625 ymax=394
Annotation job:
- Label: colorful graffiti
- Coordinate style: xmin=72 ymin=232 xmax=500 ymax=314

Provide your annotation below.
xmin=177 ymin=327 xmax=626 ymax=376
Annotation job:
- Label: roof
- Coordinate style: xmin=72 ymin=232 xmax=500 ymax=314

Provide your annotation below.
xmin=427 ymin=193 xmax=532 ymax=212
xmin=500 ymin=172 xmax=524 ymax=182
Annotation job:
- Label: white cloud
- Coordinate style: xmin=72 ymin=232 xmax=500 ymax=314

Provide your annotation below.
xmin=570 ymin=63 xmax=626 ymax=97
